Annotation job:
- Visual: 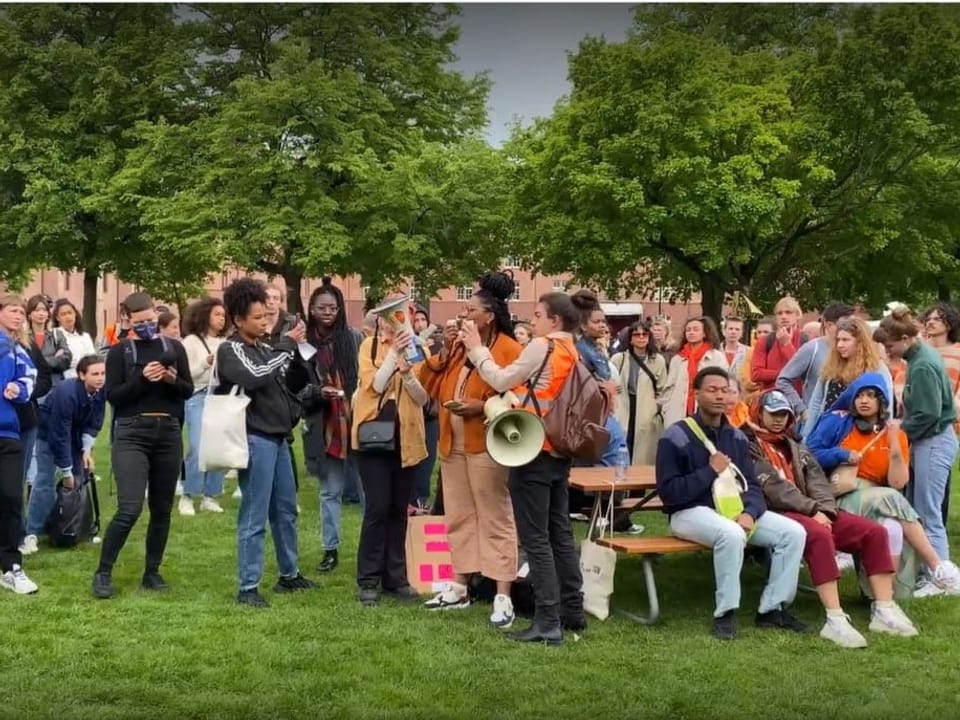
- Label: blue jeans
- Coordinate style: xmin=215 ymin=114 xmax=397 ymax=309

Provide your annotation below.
xmin=237 ymin=434 xmax=300 ymax=591
xmin=183 ymin=392 xmax=225 ymax=498
xmin=24 ymin=427 xmax=38 ymax=488
xmin=25 ymin=437 xmax=57 ymax=536
xmin=316 ymin=456 xmax=347 ymax=551
xmin=411 ymin=416 xmax=439 ymax=504
xmin=909 ymin=425 xmax=958 ymax=571
xmin=20 ymin=426 xmax=37 ymax=486
xmin=670 ymin=506 xmax=806 ymax=617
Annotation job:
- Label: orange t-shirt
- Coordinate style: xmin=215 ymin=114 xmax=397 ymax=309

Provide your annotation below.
xmin=840 ymin=426 xmax=909 ymax=485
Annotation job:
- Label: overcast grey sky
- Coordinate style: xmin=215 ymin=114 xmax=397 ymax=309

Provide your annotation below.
xmin=451 ymin=3 xmax=635 ymax=145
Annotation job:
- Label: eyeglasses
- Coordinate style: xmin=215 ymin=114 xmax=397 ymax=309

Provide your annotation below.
xmin=632 ymin=331 xmax=649 ymax=337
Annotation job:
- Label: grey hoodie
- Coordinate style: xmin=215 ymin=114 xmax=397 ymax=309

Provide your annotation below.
xmin=775 ymin=337 xmax=828 ymax=414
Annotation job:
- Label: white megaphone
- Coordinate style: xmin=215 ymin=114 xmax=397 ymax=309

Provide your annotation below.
xmin=483 ymin=391 xmax=545 ymax=468
xmin=371 ymin=295 xmax=425 ymax=364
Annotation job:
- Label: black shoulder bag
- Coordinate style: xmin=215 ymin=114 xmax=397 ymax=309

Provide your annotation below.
xmin=356 ymin=335 xmax=398 ymax=452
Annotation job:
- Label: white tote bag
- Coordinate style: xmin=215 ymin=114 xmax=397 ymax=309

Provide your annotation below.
xmin=580 ymin=490 xmax=618 ymax=621
xmin=198 ymin=357 xmax=251 ymax=471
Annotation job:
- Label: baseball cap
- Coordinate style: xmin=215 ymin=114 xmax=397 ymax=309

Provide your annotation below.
xmin=761 ymin=390 xmax=794 ymax=416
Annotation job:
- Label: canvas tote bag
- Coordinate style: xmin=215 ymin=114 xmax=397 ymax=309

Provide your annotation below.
xmin=198 ymin=354 xmax=252 ymax=471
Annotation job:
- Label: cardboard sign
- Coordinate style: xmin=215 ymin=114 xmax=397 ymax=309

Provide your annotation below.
xmin=405 ymin=515 xmax=454 ymax=594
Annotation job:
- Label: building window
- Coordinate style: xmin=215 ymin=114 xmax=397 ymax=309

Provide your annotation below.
xmin=552 ymin=278 xmax=565 ymax=291
xmin=102 ymin=274 xmax=108 ymax=293
xmin=510 ymin=312 xmax=520 ymax=321
xmin=408 ymin=284 xmax=421 ymax=303
xmin=502 ymin=255 xmax=518 ymax=268
xmin=456 ymin=285 xmax=472 ymax=301
xmin=361 ymin=285 xmax=370 ymax=300
xmin=512 ymin=285 xmax=520 ymax=301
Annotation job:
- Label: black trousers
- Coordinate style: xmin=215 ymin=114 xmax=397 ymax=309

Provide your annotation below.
xmin=97 ymin=416 xmax=182 ymax=574
xmin=355 ymin=450 xmax=416 ymax=590
xmin=509 ymin=451 xmax=584 ymax=628
xmin=0 ymin=438 xmax=24 ymax=572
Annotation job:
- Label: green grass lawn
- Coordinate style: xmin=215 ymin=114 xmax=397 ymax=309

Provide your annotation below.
xmin=7 ymin=442 xmax=960 ymax=720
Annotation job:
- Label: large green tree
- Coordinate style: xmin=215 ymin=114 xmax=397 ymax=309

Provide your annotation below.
xmin=0 ymin=4 xmax=197 ymax=335
xmin=148 ymin=3 xmax=494 ymax=314
xmin=506 ymin=4 xmax=960 ymax=320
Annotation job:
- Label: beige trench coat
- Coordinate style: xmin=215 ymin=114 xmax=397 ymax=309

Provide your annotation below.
xmin=611 ymin=351 xmax=668 ymax=465
xmin=661 ymin=349 xmax=729 ymax=427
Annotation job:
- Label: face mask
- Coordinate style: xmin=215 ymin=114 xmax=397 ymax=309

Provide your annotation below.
xmin=132 ymin=320 xmax=158 ymax=342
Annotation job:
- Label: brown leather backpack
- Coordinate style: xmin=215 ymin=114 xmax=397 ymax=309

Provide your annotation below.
xmin=524 ymin=339 xmax=611 ymax=462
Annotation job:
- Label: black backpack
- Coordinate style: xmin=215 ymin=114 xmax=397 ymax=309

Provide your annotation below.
xmin=46 ymin=472 xmax=101 ymax=548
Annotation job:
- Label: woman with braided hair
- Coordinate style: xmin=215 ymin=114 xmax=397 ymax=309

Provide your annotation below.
xmin=418 ymin=271 xmax=523 ymax=628
xmin=288 ymin=277 xmax=361 ymax=575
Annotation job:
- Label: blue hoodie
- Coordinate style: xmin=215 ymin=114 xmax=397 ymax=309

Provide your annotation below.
xmin=805 ymin=371 xmax=888 ymax=474
xmin=0 ymin=332 xmax=37 ymax=440
xmin=38 ymin=377 xmax=106 ymax=475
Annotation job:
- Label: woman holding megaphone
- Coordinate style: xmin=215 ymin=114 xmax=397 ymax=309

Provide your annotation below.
xmin=419 ymin=271 xmax=523 ymax=628
xmin=459 ymin=291 xmax=585 ymax=646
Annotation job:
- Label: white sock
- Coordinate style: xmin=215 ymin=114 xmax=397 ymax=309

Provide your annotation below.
xmin=874 ymin=600 xmax=895 ymax=610
xmin=826 ymin=607 xmax=845 ymax=618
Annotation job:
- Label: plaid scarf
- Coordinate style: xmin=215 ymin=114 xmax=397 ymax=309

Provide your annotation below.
xmin=315 ymin=337 xmax=349 ymax=460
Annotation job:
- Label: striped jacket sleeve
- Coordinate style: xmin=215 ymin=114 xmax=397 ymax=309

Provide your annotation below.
xmin=10 ymin=342 xmax=37 ymax=404
xmin=216 ymin=340 xmax=292 ymax=391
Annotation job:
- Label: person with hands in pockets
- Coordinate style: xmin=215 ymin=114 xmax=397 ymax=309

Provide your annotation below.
xmin=656 ymin=366 xmax=808 ymax=641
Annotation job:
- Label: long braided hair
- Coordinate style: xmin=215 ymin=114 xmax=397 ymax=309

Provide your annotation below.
xmin=474 ymin=270 xmax=516 ymax=341
xmin=306 ymin=277 xmax=359 ymax=399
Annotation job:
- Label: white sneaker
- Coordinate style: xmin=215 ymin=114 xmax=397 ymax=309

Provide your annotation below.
xmin=914 ymin=579 xmax=946 ymax=598
xmin=933 ymin=560 xmax=960 ymax=595
xmin=178 ymin=496 xmax=196 ymax=517
xmin=490 ymin=593 xmax=515 ymax=629
xmin=175 ymin=480 xmax=184 ymax=496
xmin=836 ymin=552 xmax=855 ymax=572
xmin=1 ymin=565 xmax=38 ymax=595
xmin=18 ymin=534 xmax=38 ymax=556
xmin=200 ymin=497 xmax=224 ymax=514
xmin=423 ymin=582 xmax=470 ymax=610
xmin=869 ymin=602 xmax=919 ymax=637
xmin=232 ymin=487 xmax=242 ymax=500
xmin=820 ymin=613 xmax=868 ymax=648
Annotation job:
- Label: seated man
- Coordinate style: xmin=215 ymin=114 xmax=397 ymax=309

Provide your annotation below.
xmin=744 ymin=389 xmax=918 ymax=647
xmin=656 ymin=366 xmax=808 ymax=640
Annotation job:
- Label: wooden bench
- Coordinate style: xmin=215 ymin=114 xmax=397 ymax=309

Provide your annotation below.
xmin=617 ymin=495 xmax=663 ymax=512
xmin=595 ymin=536 xmax=706 ymax=625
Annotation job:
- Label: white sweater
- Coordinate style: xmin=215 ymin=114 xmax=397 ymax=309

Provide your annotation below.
xmin=60 ymin=329 xmax=98 ymax=379
xmin=182 ymin=334 xmax=226 ymax=391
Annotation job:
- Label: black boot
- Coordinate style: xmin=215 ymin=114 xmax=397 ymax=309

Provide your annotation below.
xmin=318 ymin=549 xmax=339 ymax=574
xmin=509 ymin=605 xmax=562 ymax=646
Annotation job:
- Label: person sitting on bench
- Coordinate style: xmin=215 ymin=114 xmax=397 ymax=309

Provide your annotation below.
xmin=655 ymin=366 xmax=808 ymax=640
xmin=744 ymin=389 xmax=918 ymax=648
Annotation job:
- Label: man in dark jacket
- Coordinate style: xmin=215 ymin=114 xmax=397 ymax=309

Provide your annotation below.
xmin=22 ymin=354 xmax=105 ymax=554
xmin=655 ymin=366 xmax=807 ymax=640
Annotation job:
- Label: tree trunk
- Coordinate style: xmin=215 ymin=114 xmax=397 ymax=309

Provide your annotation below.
xmin=82 ymin=267 xmax=100 ymax=340
xmin=283 ymin=264 xmax=304 ymax=317
xmin=699 ymin=276 xmax=726 ymax=327
xmin=938 ymin=279 xmax=951 ymax=302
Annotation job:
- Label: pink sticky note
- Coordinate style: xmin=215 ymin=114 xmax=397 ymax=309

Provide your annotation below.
xmin=419 ymin=564 xmax=434 ymax=583
xmin=424 ymin=523 xmax=447 ymax=535
xmin=425 ymin=541 xmax=450 ymax=553
xmin=438 ymin=564 xmax=453 ymax=580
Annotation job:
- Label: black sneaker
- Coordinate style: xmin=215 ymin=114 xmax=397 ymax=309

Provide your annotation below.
xmin=141 ymin=572 xmax=170 ymax=592
xmin=383 ymin=585 xmax=420 ymax=602
xmin=358 ymin=587 xmax=380 ymax=606
xmin=237 ymin=589 xmax=270 ymax=608
xmin=92 ymin=572 xmax=113 ymax=599
xmin=274 ymin=573 xmax=318 ymax=593
xmin=562 ymin=617 xmax=588 ymax=633
xmin=712 ymin=610 xmax=736 ymax=640
xmin=317 ymin=550 xmax=339 ymax=574
xmin=755 ymin=608 xmax=811 ymax=633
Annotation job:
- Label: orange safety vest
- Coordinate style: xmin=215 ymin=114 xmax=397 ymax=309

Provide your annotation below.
xmin=104 ymin=323 xmax=135 ymax=347
xmin=511 ymin=336 xmax=578 ymax=451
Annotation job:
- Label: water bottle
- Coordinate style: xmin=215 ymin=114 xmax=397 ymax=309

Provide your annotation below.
xmin=614 ymin=442 xmax=630 ymax=483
